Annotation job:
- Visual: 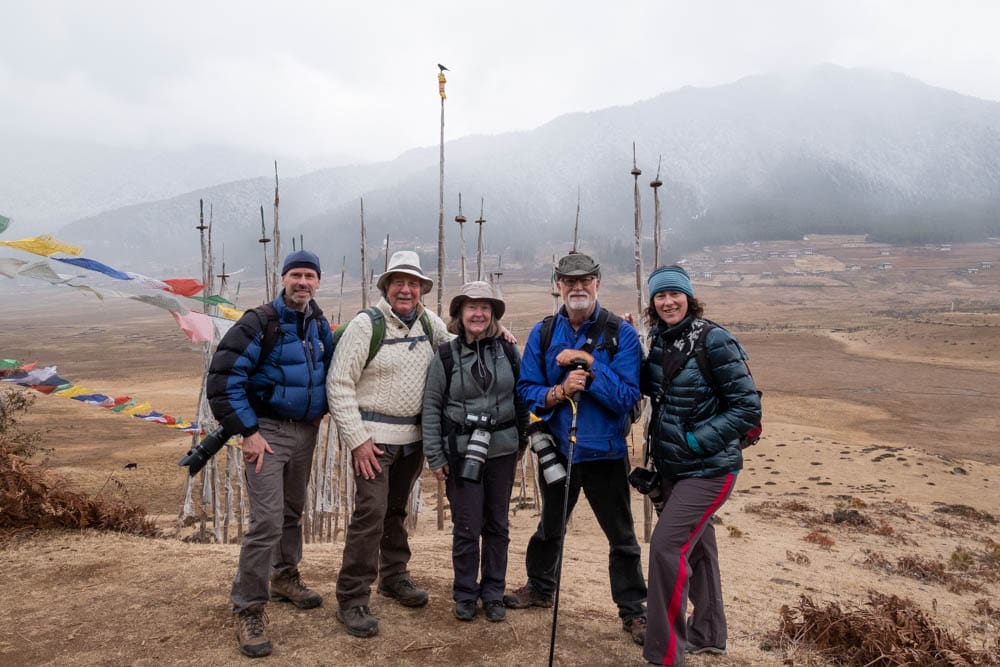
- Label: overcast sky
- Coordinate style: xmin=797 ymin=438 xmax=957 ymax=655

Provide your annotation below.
xmin=3 ymin=1 xmax=999 ymax=163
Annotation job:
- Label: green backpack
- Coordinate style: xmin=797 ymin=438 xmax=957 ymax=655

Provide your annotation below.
xmin=331 ymin=307 xmax=435 ymax=368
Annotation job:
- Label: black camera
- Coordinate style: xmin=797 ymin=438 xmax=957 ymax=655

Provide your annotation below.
xmin=178 ymin=425 xmax=231 ymax=477
xmin=459 ymin=413 xmax=497 ymax=482
xmin=628 ymin=464 xmax=665 ymax=513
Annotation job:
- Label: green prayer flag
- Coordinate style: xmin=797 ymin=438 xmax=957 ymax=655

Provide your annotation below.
xmin=189 ymin=294 xmax=236 ymax=306
xmin=0 ymin=359 xmax=20 ymax=369
xmin=0 ymin=215 xmax=10 ymax=235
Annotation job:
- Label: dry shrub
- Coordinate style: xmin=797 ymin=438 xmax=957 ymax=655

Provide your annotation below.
xmin=744 ymin=499 xmax=815 ymax=518
xmin=0 ymin=438 xmax=159 ymax=539
xmin=727 ymin=525 xmax=744 ymax=538
xmin=804 ymin=530 xmax=835 ymax=549
xmin=862 ymin=550 xmax=983 ymax=595
xmin=972 ymin=598 xmax=1000 ymax=621
xmin=775 ymin=591 xmax=1000 ymax=665
xmin=829 ymin=508 xmax=873 ymax=528
xmin=0 ymin=387 xmax=50 ymax=458
xmin=933 ymin=504 xmax=997 ymax=525
xmin=786 ymin=550 xmax=811 ymax=566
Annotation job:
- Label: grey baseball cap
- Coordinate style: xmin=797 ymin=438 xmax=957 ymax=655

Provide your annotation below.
xmin=554 ymin=252 xmax=601 ymax=278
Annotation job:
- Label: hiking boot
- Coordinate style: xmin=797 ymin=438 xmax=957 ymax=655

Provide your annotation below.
xmin=624 ymin=615 xmax=646 ymax=645
xmin=453 ymin=600 xmax=477 ymax=621
xmin=270 ymin=567 xmax=322 ymax=609
xmin=377 ymin=576 xmax=429 ymax=608
xmin=337 ymin=605 xmax=379 ymax=638
xmin=686 ymin=644 xmax=727 ymax=655
xmin=483 ymin=599 xmax=506 ymax=622
xmin=234 ymin=605 xmax=272 ymax=658
xmin=502 ymin=583 xmax=554 ymax=609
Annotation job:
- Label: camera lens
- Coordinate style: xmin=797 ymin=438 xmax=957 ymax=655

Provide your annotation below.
xmin=529 ymin=431 xmax=567 ymax=485
xmin=459 ymin=428 xmax=491 ymax=482
xmin=178 ymin=425 xmax=229 ymax=477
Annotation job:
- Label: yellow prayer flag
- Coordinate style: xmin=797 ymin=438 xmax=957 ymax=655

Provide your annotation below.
xmin=438 ymin=72 xmax=447 ymax=99
xmin=0 ymin=234 xmax=82 ymax=257
xmin=53 ymin=385 xmax=92 ymax=398
xmin=122 ymin=402 xmax=153 ymax=415
xmin=218 ymin=304 xmax=243 ymax=320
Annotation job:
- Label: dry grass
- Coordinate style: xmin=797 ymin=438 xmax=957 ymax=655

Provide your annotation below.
xmin=0 ymin=400 xmax=159 ymax=540
xmin=774 ymin=591 xmax=1000 ymax=666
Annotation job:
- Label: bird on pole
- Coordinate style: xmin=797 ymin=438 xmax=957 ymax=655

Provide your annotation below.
xmin=438 ymin=63 xmax=449 ymax=72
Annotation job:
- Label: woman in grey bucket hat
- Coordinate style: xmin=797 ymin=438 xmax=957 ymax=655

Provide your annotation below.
xmin=422 ymin=281 xmax=528 ymax=624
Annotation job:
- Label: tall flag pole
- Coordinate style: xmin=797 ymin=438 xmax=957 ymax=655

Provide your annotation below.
xmin=573 ymin=186 xmax=582 ymax=253
xmin=455 ymin=193 xmax=468 ymax=284
xmin=436 ymin=64 xmax=449 ymax=318
xmin=271 ymin=161 xmax=281 ymax=300
xmin=651 ymin=155 xmax=663 ymax=268
xmin=475 ymin=197 xmax=486 ymax=282
xmin=259 ymin=206 xmax=272 ymax=303
xmin=360 ymin=198 xmax=368 ymax=309
xmin=630 ymin=143 xmax=644 ymax=319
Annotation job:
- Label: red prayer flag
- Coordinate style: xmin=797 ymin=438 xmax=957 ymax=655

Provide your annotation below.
xmin=161 ymin=278 xmax=205 ymax=297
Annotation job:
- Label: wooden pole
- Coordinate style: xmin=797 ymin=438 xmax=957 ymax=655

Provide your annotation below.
xmin=271 ymin=161 xmax=281 ymax=300
xmin=338 ymin=255 xmax=346 ymax=325
xmin=455 ymin=193 xmax=467 ymax=284
xmin=631 ymin=143 xmax=644 ymax=319
xmin=475 ymin=198 xmax=486 ymax=282
xmin=384 ymin=234 xmax=390 ymax=273
xmin=651 ymin=155 xmax=663 ymax=268
xmin=573 ymin=186 xmax=581 ymax=253
xmin=360 ymin=198 xmax=368 ymax=309
xmin=437 ymin=68 xmax=446 ymax=318
xmin=259 ymin=206 xmax=271 ymax=303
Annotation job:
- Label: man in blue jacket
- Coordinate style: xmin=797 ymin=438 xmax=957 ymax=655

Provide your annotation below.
xmin=503 ymin=252 xmax=648 ymax=645
xmin=207 ymin=250 xmax=334 ymax=658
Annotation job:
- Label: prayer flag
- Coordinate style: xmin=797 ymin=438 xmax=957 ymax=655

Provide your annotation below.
xmin=0 ymin=234 xmax=82 ymax=257
xmin=162 ymin=278 xmax=204 ymax=297
xmin=0 ymin=214 xmax=10 ymax=234
xmin=52 ymin=256 xmax=131 ymax=280
xmin=172 ymin=310 xmax=215 ymax=343
xmin=0 ymin=257 xmax=27 ymax=277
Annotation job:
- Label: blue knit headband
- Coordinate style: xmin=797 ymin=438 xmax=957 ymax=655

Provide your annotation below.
xmin=648 ymin=266 xmax=694 ymax=298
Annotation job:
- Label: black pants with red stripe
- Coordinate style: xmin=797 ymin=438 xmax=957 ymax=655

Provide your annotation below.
xmin=644 ymin=473 xmax=736 ymax=666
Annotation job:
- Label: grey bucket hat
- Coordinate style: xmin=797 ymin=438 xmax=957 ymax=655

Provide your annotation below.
xmin=449 ymin=281 xmax=506 ymax=320
xmin=376 ymin=250 xmax=434 ymax=294
xmin=554 ymin=252 xmax=601 ymax=279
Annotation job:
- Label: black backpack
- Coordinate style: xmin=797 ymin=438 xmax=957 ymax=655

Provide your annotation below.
xmin=689 ymin=321 xmax=762 ymax=448
xmin=539 ymin=308 xmax=643 ymax=423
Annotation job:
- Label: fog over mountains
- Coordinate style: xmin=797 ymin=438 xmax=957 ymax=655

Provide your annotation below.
xmin=38 ymin=64 xmax=1000 ymax=274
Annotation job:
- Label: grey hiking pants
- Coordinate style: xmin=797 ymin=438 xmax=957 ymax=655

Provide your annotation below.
xmin=230 ymin=417 xmax=318 ymax=612
xmin=336 ymin=442 xmax=424 ymax=609
xmin=645 ymin=473 xmax=736 ymax=666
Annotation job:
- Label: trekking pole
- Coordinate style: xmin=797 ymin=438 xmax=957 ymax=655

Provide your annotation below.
xmin=547 ymin=394 xmax=579 ymax=667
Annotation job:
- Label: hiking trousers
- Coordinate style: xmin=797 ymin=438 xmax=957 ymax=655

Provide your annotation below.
xmin=336 ymin=442 xmax=424 ymax=609
xmin=644 ymin=473 xmax=736 ymax=666
xmin=525 ymin=455 xmax=646 ymax=620
xmin=230 ymin=418 xmax=318 ymax=612
xmin=446 ymin=452 xmax=517 ymax=604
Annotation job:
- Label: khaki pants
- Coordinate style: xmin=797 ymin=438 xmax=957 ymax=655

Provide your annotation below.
xmin=230 ymin=418 xmax=318 ymax=612
xmin=335 ymin=442 xmax=424 ymax=609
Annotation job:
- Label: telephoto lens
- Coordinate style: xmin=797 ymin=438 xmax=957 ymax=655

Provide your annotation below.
xmin=529 ymin=427 xmax=567 ymax=484
xmin=459 ymin=427 xmax=492 ymax=482
xmin=177 ymin=425 xmax=230 ymax=477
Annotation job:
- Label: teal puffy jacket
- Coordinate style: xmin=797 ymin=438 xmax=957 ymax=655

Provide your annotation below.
xmin=640 ymin=316 xmax=761 ymax=479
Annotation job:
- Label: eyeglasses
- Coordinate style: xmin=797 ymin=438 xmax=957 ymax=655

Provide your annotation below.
xmin=559 ymin=276 xmax=596 ymax=288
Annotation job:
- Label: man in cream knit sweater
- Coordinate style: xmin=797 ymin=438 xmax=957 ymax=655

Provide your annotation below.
xmin=326 ymin=250 xmax=450 ymax=638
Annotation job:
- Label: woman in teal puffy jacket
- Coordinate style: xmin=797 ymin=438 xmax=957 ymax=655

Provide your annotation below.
xmin=639 ymin=266 xmax=761 ymax=667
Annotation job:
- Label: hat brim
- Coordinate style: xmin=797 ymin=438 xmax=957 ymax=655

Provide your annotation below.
xmin=449 ymin=295 xmax=506 ymax=321
xmin=377 ymin=269 xmax=433 ymax=294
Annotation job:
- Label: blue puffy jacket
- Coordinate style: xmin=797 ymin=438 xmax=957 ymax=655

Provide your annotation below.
xmin=207 ymin=292 xmax=334 ymax=436
xmin=640 ymin=316 xmax=761 ymax=479
xmin=518 ymin=304 xmax=641 ymax=464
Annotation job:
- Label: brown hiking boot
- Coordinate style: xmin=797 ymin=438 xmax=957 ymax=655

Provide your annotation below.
xmin=270 ymin=567 xmax=322 ymax=609
xmin=502 ymin=583 xmax=554 ymax=609
xmin=377 ymin=575 xmax=428 ymax=608
xmin=337 ymin=604 xmax=379 ymax=638
xmin=234 ymin=605 xmax=272 ymax=658
xmin=624 ymin=615 xmax=647 ymax=645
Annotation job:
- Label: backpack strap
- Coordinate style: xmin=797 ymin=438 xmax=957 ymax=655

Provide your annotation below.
xmin=248 ymin=303 xmax=281 ymax=374
xmin=363 ymin=307 xmax=385 ymax=366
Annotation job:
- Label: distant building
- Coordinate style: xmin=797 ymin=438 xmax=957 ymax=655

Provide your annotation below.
xmin=877 ymin=262 xmax=893 ymax=270
xmin=980 ymin=261 xmax=992 ymax=270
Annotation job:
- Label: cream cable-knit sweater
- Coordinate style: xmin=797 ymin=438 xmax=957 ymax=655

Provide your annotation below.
xmin=327 ymin=298 xmax=450 ymax=450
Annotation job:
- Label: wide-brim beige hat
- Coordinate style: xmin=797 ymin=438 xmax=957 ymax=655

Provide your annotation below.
xmin=449 ymin=281 xmax=505 ymax=320
xmin=376 ymin=250 xmax=434 ymax=293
